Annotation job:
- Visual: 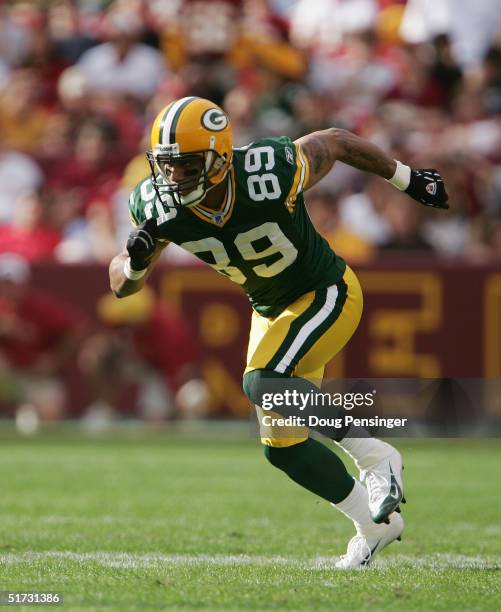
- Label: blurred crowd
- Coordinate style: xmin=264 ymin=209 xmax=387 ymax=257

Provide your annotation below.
xmin=0 ymin=252 xmax=209 ymax=426
xmin=1 ymin=0 xmax=501 ymax=268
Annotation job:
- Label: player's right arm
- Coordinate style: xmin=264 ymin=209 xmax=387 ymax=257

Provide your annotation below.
xmin=109 ymin=181 xmax=168 ymax=298
xmin=109 ymin=228 xmax=166 ymax=298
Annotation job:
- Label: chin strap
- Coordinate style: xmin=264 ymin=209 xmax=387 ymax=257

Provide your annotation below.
xmin=179 ymin=185 xmax=206 ymax=207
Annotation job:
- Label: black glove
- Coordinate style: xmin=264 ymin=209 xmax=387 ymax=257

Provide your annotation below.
xmin=405 ymin=168 xmax=449 ymax=209
xmin=126 ymin=218 xmax=158 ymax=270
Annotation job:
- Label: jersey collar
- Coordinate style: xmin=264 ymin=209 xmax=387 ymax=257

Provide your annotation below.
xmin=189 ymin=167 xmax=235 ymax=227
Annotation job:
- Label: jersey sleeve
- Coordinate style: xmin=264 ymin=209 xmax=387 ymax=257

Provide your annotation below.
xmin=254 ymin=136 xmax=310 ymax=212
xmin=281 ymin=137 xmax=310 ymax=204
xmin=128 ymin=181 xmax=147 ymax=227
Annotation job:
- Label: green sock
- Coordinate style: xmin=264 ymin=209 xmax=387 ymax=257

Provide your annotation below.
xmin=264 ymin=438 xmax=354 ymax=504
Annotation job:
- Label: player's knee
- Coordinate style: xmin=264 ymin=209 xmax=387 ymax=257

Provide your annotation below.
xmin=242 ymin=368 xmax=284 ymax=405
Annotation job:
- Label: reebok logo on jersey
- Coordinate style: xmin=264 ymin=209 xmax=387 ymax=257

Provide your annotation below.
xmin=285 ymin=146 xmax=294 ymax=165
xmin=426 ymin=182 xmax=437 ymax=195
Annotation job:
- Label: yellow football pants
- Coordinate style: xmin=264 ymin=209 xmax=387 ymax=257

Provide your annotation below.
xmin=245 ymin=265 xmax=363 ymax=447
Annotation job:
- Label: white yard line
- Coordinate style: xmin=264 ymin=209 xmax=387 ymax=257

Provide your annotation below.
xmin=3 ymin=515 xmax=501 ymax=537
xmin=0 ymin=551 xmax=499 ymax=570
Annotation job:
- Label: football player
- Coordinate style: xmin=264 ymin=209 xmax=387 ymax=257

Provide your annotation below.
xmin=109 ymin=97 xmax=448 ymax=568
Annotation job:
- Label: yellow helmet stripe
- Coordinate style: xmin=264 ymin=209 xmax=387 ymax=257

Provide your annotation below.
xmin=159 ymin=96 xmax=198 ymax=145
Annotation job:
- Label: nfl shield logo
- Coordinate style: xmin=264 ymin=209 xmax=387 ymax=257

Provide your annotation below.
xmin=426 ymin=182 xmax=437 ymax=195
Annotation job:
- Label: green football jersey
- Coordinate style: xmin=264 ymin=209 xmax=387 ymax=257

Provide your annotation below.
xmin=129 ymin=136 xmax=346 ymax=318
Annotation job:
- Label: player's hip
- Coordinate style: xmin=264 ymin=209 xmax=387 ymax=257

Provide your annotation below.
xmin=244 ymin=265 xmax=363 ymax=377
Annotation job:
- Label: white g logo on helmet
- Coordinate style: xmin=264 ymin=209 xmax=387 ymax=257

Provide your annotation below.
xmin=201 ymin=108 xmax=228 ymax=131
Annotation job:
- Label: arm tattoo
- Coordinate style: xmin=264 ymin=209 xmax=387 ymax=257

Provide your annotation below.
xmin=301 ymin=135 xmax=336 ymax=187
xmin=308 ymin=136 xmax=334 ymax=175
xmin=296 ymin=128 xmax=396 ymax=191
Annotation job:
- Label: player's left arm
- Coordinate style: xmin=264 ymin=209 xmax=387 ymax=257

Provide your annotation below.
xmin=295 ymin=128 xmax=449 ymax=209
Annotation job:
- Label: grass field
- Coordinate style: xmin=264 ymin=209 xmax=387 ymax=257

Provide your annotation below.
xmin=1 ymin=426 xmax=500 ymax=611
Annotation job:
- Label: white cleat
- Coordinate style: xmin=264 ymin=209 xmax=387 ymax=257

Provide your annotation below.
xmin=335 ymin=512 xmax=404 ymax=569
xmin=361 ymin=448 xmax=405 ymax=524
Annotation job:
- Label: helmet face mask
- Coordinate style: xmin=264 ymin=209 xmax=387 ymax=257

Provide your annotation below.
xmin=146 ymin=146 xmax=228 ymax=208
xmin=147 ymin=97 xmax=233 ymax=210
